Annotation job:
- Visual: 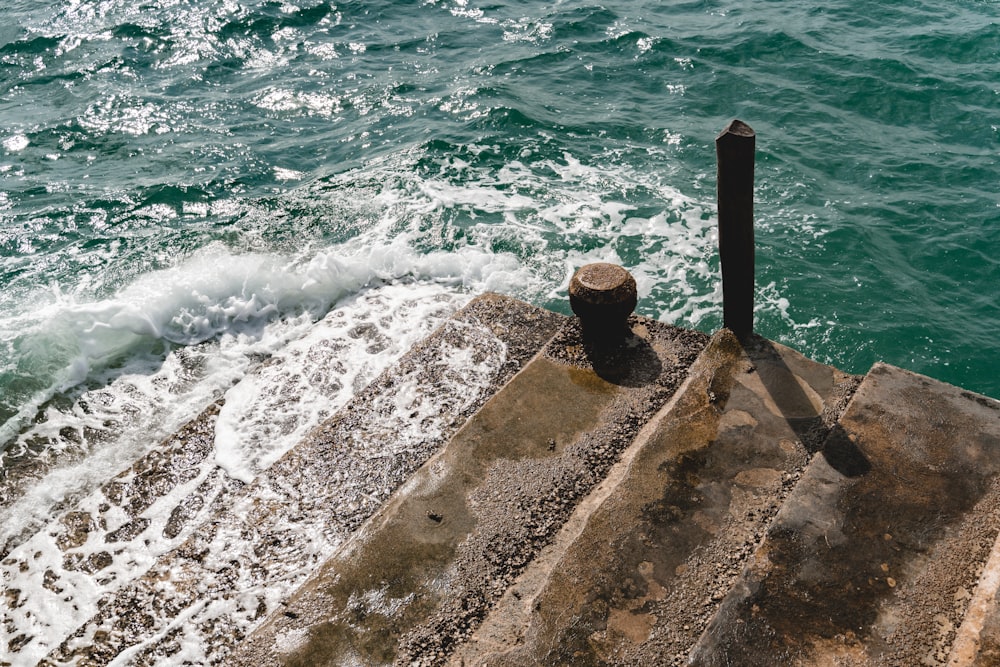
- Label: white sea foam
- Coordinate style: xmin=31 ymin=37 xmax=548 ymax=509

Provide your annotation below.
xmin=213 ymin=283 xmax=467 ymax=483
xmin=0 ymin=285 xmax=469 ymax=665
xmin=385 ymin=144 xmax=720 ymax=323
xmin=1 ymin=135 xmax=717 ymax=479
xmin=0 ymin=230 xmax=526 ymax=450
xmin=0 ymin=315 xmax=310 ymax=550
xmin=2 ymin=134 xmax=29 ymax=152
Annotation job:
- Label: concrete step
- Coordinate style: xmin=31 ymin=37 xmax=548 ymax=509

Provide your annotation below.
xmin=226 ymin=315 xmax=710 ymax=666
xmin=8 ymin=292 xmax=1000 ymax=666
xmin=449 ymin=330 xmax=860 ymax=667
xmin=226 ymin=324 xmax=999 ymax=667
xmin=4 ymin=294 xmax=559 ymax=667
xmin=689 ymin=362 xmax=1000 ymax=666
xmin=3 ymin=287 xmax=474 ymax=663
xmin=1 ymin=401 xmax=235 ymax=665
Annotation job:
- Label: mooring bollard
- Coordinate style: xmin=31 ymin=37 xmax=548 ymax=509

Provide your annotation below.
xmin=568 ymin=263 xmax=637 ymax=342
xmin=716 ymin=119 xmax=755 ymax=341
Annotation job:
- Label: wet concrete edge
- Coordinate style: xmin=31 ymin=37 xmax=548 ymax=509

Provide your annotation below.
xmin=34 ymin=293 xmax=563 ymax=666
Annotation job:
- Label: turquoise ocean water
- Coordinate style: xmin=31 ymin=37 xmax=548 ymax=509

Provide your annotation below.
xmin=1 ymin=0 xmax=998 ymax=466
xmin=1 ymin=1 xmax=998 ymax=659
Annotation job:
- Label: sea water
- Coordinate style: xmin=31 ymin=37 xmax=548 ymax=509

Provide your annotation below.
xmin=0 ymin=0 xmax=998 ymax=658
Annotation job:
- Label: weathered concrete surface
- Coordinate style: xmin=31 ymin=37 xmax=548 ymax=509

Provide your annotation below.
xmin=33 ymin=294 xmax=562 ymax=666
xmin=689 ymin=362 xmax=1000 ymax=666
xmin=6 ymin=289 xmax=999 ymax=667
xmin=0 ymin=394 xmax=225 ymax=563
xmin=228 ymin=317 xmax=708 ymax=666
xmin=949 ymin=527 xmax=1000 ymax=666
xmin=2 ymin=288 xmax=478 ymax=664
xmin=449 ymin=332 xmax=859 ymax=667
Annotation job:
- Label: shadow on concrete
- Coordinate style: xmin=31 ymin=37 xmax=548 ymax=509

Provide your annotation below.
xmin=744 ymin=335 xmax=869 ymax=475
xmin=820 ymin=424 xmax=871 ymax=477
xmin=582 ymin=330 xmax=662 ymax=388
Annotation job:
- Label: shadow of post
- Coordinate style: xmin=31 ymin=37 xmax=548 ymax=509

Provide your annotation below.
xmin=743 ymin=334 xmax=870 ymax=477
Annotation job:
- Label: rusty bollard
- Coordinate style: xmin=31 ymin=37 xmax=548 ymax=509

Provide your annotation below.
xmin=568 ymin=263 xmax=637 ymax=342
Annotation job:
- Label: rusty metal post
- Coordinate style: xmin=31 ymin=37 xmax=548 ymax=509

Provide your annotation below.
xmin=716 ymin=119 xmax=755 ymax=341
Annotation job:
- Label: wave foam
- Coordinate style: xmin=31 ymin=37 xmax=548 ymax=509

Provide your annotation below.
xmin=0 ymin=232 xmax=528 ymax=454
xmin=0 ymin=140 xmax=722 ymax=570
xmin=213 ymin=284 xmax=467 ymax=483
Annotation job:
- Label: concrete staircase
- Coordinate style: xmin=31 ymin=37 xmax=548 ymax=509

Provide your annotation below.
xmin=5 ymin=293 xmax=1000 ymax=666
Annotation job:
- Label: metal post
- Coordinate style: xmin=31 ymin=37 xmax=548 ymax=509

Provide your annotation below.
xmin=716 ymin=119 xmax=755 ymax=341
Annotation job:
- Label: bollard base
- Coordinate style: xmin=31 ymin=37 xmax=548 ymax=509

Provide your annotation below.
xmin=568 ymin=263 xmax=638 ymax=343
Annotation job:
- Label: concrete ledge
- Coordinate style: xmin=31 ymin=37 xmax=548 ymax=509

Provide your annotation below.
xmin=7 ymin=291 xmax=998 ymax=667
xmin=452 ymin=331 xmax=858 ymax=666
xmin=690 ymin=363 xmax=1000 ymax=666
xmin=31 ymin=294 xmax=562 ymax=667
xmin=229 ymin=317 xmax=708 ymax=666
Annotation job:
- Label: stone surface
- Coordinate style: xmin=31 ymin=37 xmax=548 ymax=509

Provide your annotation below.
xmin=450 ymin=332 xmax=859 ymax=666
xmin=689 ymin=362 xmax=1000 ymax=666
xmin=5 ymin=291 xmax=999 ymax=667
xmin=0 ymin=402 xmax=225 ymax=665
xmin=228 ymin=317 xmax=708 ymax=667
xmin=949 ymin=527 xmax=1000 ymax=666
